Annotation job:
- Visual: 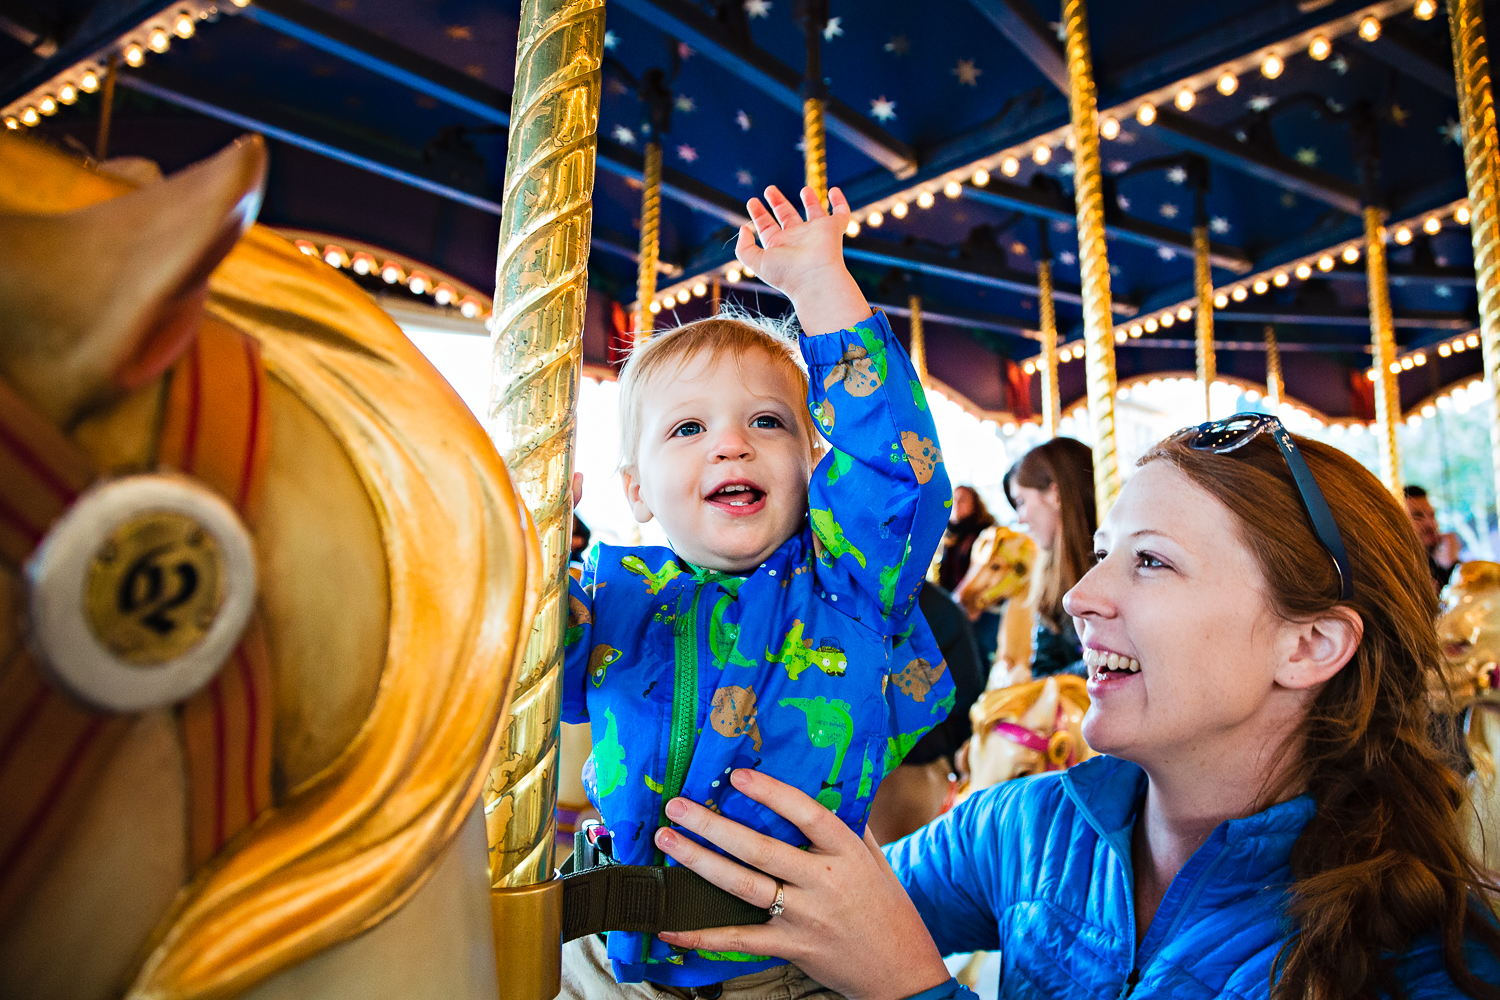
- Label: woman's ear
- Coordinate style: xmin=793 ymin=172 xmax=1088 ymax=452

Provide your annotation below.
xmin=1275 ymin=606 xmax=1364 ymax=690
xmin=620 ymin=468 xmax=654 ymax=524
xmin=1044 ymin=482 xmax=1062 ymax=511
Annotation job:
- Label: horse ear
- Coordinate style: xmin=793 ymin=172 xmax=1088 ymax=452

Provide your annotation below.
xmin=1019 ymin=676 xmax=1060 ymax=731
xmin=0 ymin=135 xmax=267 ymax=427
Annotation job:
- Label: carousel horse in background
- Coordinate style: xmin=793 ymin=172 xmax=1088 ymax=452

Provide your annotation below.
xmin=1438 ymin=562 xmax=1500 ymax=872
xmin=958 ymin=674 xmax=1093 ymax=801
xmin=952 ymin=525 xmax=1036 ymax=688
xmin=0 ymin=134 xmax=535 ymax=1000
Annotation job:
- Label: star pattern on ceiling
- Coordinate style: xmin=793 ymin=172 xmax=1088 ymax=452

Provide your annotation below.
xmin=1436 ymin=285 xmax=1452 ymax=298
xmin=606 ymin=77 xmax=628 ymax=95
xmin=675 ymin=95 xmax=696 ymax=113
xmin=870 ymin=96 xmax=897 ymax=122
xmin=736 ymin=169 xmax=754 ymax=186
xmin=953 ymin=59 xmax=982 ymax=86
xmin=603 ymin=30 xmax=618 ymax=50
xmin=1059 ymin=162 xmax=1075 ymax=175
xmin=1157 ymin=247 xmax=1176 ymax=260
xmin=1389 ymin=103 xmax=1409 ymax=126
xmin=736 ymin=109 xmax=753 ymax=131
xmin=1247 ymin=95 xmax=1274 ymax=112
xmin=1331 ymin=54 xmax=1348 ymax=75
xmin=612 ymin=125 xmax=635 ymax=145
xmin=1159 ymin=203 xmax=1178 ymax=218
xmin=1295 ymin=147 xmax=1319 ymax=166
xmin=1059 ymin=251 xmax=1077 ymax=265
xmin=1108 ymin=159 xmax=1130 ymax=174
xmin=1117 ymin=194 xmax=1132 ymax=210
xmin=823 ymin=17 xmax=843 ymax=41
xmin=445 ymin=25 xmax=471 ymax=40
xmin=744 ymin=0 xmax=771 ymax=18
xmin=1441 ymin=119 xmax=1463 ymax=144
xmin=1210 ymin=216 xmax=1230 ymax=234
xmin=1166 ymin=165 xmax=1187 ymax=185
xmin=677 ymin=144 xmax=698 ymax=162
xmin=885 ymin=34 xmax=910 ymax=55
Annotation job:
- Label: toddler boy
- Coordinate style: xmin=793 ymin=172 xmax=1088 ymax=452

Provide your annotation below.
xmin=563 ymin=185 xmax=953 ymax=991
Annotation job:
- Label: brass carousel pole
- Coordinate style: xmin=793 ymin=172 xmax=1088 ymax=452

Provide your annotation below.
xmin=908 ymin=293 xmax=928 ymax=386
xmin=1263 ymin=325 xmax=1283 ymax=411
xmin=485 ymin=1 xmax=603 ymax=997
xmin=1188 ymin=163 xmax=1216 ymax=422
xmin=711 ymin=275 xmax=722 ymax=315
xmin=1061 ymin=0 xmax=1120 ymax=521
xmin=1450 ymin=0 xmax=1500 ymax=511
xmin=1365 ymin=206 xmax=1404 ymax=496
xmin=800 ymin=0 xmax=829 ymax=207
xmin=1037 ymin=218 xmax=1062 ymax=437
xmin=634 ymin=139 xmax=662 ymax=337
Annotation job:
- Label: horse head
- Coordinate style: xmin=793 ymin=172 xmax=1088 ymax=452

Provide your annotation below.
xmin=962 ymin=674 xmax=1094 ymax=798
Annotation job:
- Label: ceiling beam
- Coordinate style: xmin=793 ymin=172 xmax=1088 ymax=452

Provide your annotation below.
xmin=960 ymin=180 xmax=1253 ymax=273
xmin=1124 ymin=338 xmax=1371 ymax=353
xmin=1149 ymin=108 xmax=1364 ymax=215
xmin=1212 ymin=307 xmax=1471 ymax=330
xmin=0 ymin=0 xmax=165 ymax=103
xmin=965 ymin=0 xmax=1068 ymax=93
xmin=595 ymin=139 xmax=749 ymax=225
xmin=1361 ymin=20 xmax=1455 ymax=96
xmin=1318 ymin=263 xmax=1474 ymax=287
xmin=607 ymin=0 xmax=917 ymax=177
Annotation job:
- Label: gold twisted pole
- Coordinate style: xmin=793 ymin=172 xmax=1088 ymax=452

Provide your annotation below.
xmin=803 ymin=97 xmax=828 ymax=208
xmin=1263 ymin=325 xmax=1283 ymax=411
xmin=1193 ymin=224 xmax=1216 ymax=421
xmin=1037 ymin=259 xmax=1061 ymax=437
xmin=1061 ymin=0 xmax=1120 ymax=522
xmin=1450 ymin=0 xmax=1500 ymax=512
xmin=485 ymin=1 xmax=602 ymax=995
xmin=634 ymin=139 xmax=663 ymax=337
xmin=908 ymin=293 xmax=928 ymax=386
xmin=1364 ymin=206 xmax=1403 ymax=496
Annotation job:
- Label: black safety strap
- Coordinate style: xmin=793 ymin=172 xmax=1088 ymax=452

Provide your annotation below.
xmin=559 ymin=825 xmax=770 ymax=943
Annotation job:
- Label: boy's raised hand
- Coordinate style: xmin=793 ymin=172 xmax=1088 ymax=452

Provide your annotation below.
xmin=737 ymin=184 xmax=870 ymax=336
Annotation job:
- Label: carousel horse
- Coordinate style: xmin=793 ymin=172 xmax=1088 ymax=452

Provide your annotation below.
xmin=0 ymin=134 xmax=536 ymax=1000
xmin=1437 ymin=561 xmax=1500 ymax=872
xmin=958 ymin=674 xmax=1093 ymax=800
xmin=952 ymin=525 xmax=1036 ymax=687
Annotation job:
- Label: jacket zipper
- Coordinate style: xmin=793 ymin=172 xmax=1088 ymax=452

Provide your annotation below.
xmin=1115 ymin=969 xmax=1139 ymax=999
xmin=654 ymin=574 xmax=715 ymax=862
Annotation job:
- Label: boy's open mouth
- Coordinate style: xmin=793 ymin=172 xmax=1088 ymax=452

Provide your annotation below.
xmin=705 ymin=481 xmax=766 ymax=513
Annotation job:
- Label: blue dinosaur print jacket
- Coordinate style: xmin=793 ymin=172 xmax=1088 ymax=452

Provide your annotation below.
xmin=564 ymin=311 xmax=954 ymax=987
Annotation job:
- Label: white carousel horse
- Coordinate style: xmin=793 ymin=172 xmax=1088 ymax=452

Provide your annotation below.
xmin=1438 ymin=561 xmax=1500 ymax=872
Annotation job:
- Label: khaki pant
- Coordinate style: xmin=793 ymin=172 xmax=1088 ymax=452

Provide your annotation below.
xmin=558 ymin=933 xmax=845 ymax=1000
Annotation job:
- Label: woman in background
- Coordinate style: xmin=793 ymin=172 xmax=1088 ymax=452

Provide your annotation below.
xmin=1002 ymin=437 xmax=1095 ymax=680
xmin=937 ymin=486 xmax=1000 ymax=659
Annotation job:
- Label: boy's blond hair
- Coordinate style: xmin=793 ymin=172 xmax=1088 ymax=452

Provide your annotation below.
xmin=617 ymin=311 xmax=820 ymax=471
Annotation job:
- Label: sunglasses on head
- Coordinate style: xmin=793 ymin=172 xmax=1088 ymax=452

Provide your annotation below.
xmin=1174 ymin=413 xmax=1354 ymax=601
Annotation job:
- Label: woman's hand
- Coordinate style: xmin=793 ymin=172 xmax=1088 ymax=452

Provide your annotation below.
xmin=737 ymin=185 xmax=869 ymax=336
xmin=653 ymin=768 xmax=951 ymax=1000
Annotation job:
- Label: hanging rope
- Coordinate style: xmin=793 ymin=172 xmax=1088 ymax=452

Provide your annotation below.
xmin=1263 ymin=325 xmax=1283 ymax=411
xmin=908 ymin=293 xmax=928 ymax=386
xmin=634 ymin=140 xmax=663 ymax=338
xmin=1061 ymin=0 xmax=1120 ymax=522
xmin=799 ymin=0 xmax=829 ymax=207
xmin=1450 ymin=0 xmax=1500 ymax=517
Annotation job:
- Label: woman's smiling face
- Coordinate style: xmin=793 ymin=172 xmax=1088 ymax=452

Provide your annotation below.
xmin=1063 ymin=461 xmax=1315 ymax=769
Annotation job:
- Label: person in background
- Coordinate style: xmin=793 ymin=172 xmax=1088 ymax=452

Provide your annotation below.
xmin=570 ymin=512 xmax=591 ymax=571
xmin=1404 ymin=485 xmax=1462 ymax=594
xmin=936 ymin=486 xmax=1001 ymax=661
xmin=867 ymin=582 xmax=986 ymax=845
xmin=1001 ymin=437 xmax=1096 ymax=680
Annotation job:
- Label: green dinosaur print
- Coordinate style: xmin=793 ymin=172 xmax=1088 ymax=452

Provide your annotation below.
xmin=910 ymin=379 xmax=928 ymax=412
xmin=809 ymin=508 xmax=866 ymax=567
xmin=621 ymin=554 xmax=683 ymax=595
xmin=856 ymin=745 xmax=877 ymax=799
xmin=766 ymin=620 xmax=848 ymax=681
xmin=709 ymin=595 xmax=755 ymax=667
xmin=697 ymin=949 xmax=771 ymax=962
xmin=879 ymin=561 xmax=903 ymax=615
xmin=643 ymin=773 xmax=664 ymax=794
xmin=824 ymin=448 xmax=854 ymax=486
xmin=778 ymin=695 xmax=854 ymax=812
xmin=884 ymin=729 xmax=927 ymax=776
xmin=565 ymin=594 xmax=590 ymax=647
xmin=858 ymin=328 xmax=889 ymax=381
xmin=932 ymin=685 xmax=956 ymax=717
xmin=588 ymin=644 xmax=622 ymax=687
xmin=594 ymin=708 xmax=628 ymax=798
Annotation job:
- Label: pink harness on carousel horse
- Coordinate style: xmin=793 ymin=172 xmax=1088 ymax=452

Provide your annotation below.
xmin=990 ymin=705 xmax=1082 ymax=771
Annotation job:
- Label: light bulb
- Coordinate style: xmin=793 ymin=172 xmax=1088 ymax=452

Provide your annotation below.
xmin=58 ymin=83 xmax=77 ymax=104
xmin=323 ymin=247 xmax=344 ymax=267
xmin=80 ymin=70 xmax=99 ymax=92
xmin=692 ymin=282 xmax=707 ymax=297
xmin=1273 ymin=271 xmax=1289 ymax=286
xmin=1136 ymin=103 xmax=1157 ymax=126
xmin=1415 ymin=0 xmax=1437 ymax=19
xmin=1160 ymin=312 xmax=1175 ymax=328
xmin=1423 ymin=216 xmax=1442 ymax=234
xmin=867 ymin=211 xmax=883 ymax=227
xmin=1395 ymin=227 xmax=1412 ymax=244
xmin=351 ymin=253 xmax=373 ymax=274
xmin=1231 ymin=286 xmax=1248 ymax=301
xmin=1359 ymin=15 xmax=1381 ymax=41
xmin=1439 ymin=343 xmax=1452 ymax=357
xmin=1366 ymin=370 xmax=1378 ymax=381
xmin=916 ymin=190 xmax=935 ymax=208
xmin=1175 ymin=88 xmax=1195 ymax=112
xmin=1178 ymin=306 xmax=1192 ymax=321
xmin=1032 ymin=144 xmax=1051 ymax=165
xmin=1260 ymin=53 xmax=1284 ymax=79
xmin=19 ymin=107 xmax=38 ymax=126
xmin=174 ymin=11 xmax=196 ymax=37
xmin=1115 ymin=329 xmax=1128 ymax=343
xmin=1000 ymin=156 xmax=1020 ymax=177
xmin=648 ymin=300 xmax=661 ymax=314
xmin=944 ymin=180 xmax=962 ymax=198
xmin=1389 ymin=362 xmax=1401 ymax=374
xmin=435 ymin=283 xmax=456 ymax=306
xmin=1317 ymin=255 xmax=1334 ymax=271
xmin=1457 ymin=206 xmax=1472 ymax=224
xmin=972 ymin=168 xmax=990 ymax=187
xmin=1023 ymin=361 xmax=1036 ymax=374
xmin=460 ymin=298 xmax=481 ymax=318
xmin=124 ymin=43 xmax=145 ymax=66
xmin=2 ymin=117 xmax=16 ymax=130
xmin=1214 ymin=292 xmax=1229 ymax=308
xmin=1295 ymin=263 xmax=1312 ymax=279
xmin=148 ymin=28 xmax=171 ymax=52
xmin=381 ymin=263 xmax=403 ymax=284
xmin=1144 ymin=318 xmax=1159 ymax=333
xmin=1468 ymin=333 xmax=1480 ymax=347
xmin=725 ymin=267 xmax=742 ymax=283
xmin=1308 ymin=35 xmax=1331 ymax=60
xmin=891 ymin=201 xmax=909 ymax=218
xmin=1129 ymin=324 xmax=1143 ymax=337
xmin=1401 ymin=357 xmax=1414 ymax=370
xmin=1253 ymin=279 xmax=1268 ymax=294
xmin=1100 ymin=116 xmax=1120 ymax=140
xmin=1217 ymin=72 xmax=1238 ymax=95
xmin=1342 ymin=246 xmax=1360 ymax=263
xmin=38 ymin=95 xmax=56 ymax=115
xmin=409 ymin=273 xmax=429 ymax=294
xmin=846 ymin=219 xmax=861 ymax=237
xmin=1454 ymin=338 xmax=1467 ymax=352
xmin=1414 ymin=352 xmax=1427 ymax=366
